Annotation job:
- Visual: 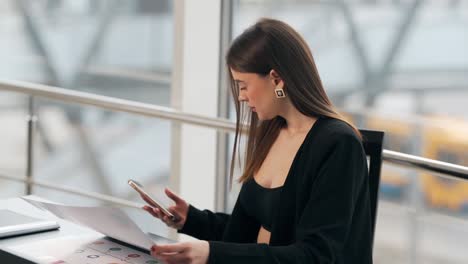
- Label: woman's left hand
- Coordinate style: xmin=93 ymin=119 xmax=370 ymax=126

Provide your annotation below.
xmin=150 ymin=240 xmax=210 ymax=264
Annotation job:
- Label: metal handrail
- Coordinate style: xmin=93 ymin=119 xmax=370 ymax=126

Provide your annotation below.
xmin=384 ymin=150 xmax=468 ymax=181
xmin=1 ymin=79 xmax=467 ymax=182
xmin=0 ymin=79 xmax=236 ymax=132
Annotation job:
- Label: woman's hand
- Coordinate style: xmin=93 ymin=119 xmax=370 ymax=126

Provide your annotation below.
xmin=142 ymin=188 xmax=189 ymax=230
xmin=150 ymin=240 xmax=209 ymax=264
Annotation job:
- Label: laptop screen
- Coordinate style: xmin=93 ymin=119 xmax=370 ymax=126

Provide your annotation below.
xmin=0 ymin=210 xmax=59 ymax=238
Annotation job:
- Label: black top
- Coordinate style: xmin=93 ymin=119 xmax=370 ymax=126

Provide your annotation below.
xmin=178 ymin=117 xmax=373 ymax=264
xmin=240 ymin=178 xmax=283 ymax=232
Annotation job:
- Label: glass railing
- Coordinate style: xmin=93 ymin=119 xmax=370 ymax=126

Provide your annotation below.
xmin=1 ymin=79 xmax=468 ymax=264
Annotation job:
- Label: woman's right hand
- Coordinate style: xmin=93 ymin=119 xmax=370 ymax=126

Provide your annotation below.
xmin=142 ymin=188 xmax=189 ymax=230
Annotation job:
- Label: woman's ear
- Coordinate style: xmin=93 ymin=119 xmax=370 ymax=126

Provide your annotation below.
xmin=269 ymin=69 xmax=284 ymax=89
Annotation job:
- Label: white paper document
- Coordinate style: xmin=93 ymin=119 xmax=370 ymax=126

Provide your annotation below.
xmin=7 ymin=235 xmax=162 ymax=264
xmin=21 ymin=196 xmax=155 ymax=251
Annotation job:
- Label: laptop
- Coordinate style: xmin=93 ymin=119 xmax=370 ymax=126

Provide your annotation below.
xmin=0 ymin=210 xmax=60 ymax=239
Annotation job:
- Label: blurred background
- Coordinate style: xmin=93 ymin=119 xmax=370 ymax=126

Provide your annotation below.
xmin=0 ymin=0 xmax=467 ymax=263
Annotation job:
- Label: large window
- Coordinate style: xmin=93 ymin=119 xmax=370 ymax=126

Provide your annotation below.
xmin=0 ymin=0 xmax=174 ymax=215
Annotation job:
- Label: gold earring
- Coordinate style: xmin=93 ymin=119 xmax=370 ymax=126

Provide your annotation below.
xmin=274 ymin=84 xmax=286 ymax=98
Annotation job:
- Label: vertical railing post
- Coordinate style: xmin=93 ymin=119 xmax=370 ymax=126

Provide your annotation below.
xmin=25 ymin=95 xmax=37 ymax=195
xmin=408 ymin=92 xmax=425 ymax=264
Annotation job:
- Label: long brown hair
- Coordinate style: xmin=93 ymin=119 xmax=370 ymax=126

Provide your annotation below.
xmin=227 ymin=18 xmax=361 ymax=185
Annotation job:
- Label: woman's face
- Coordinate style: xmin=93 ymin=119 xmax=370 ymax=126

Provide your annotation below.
xmin=230 ymin=69 xmax=280 ymax=120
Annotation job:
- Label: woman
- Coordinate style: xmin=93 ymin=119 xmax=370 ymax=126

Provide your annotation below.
xmin=143 ymin=18 xmax=373 ymax=264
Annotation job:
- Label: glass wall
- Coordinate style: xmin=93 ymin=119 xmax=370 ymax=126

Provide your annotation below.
xmin=0 ymin=91 xmax=27 ymax=198
xmin=32 ymin=98 xmax=172 ymax=206
xmin=0 ymin=0 xmax=172 ymax=103
xmin=0 ymin=0 xmax=174 ymax=233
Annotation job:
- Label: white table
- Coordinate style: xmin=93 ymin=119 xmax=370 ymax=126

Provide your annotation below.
xmin=0 ymin=196 xmax=167 ymax=264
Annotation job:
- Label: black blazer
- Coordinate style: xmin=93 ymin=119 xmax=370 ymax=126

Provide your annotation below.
xmin=179 ymin=117 xmax=373 ymax=264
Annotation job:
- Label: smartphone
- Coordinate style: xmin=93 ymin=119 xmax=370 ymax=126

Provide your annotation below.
xmin=128 ymin=179 xmax=175 ymax=221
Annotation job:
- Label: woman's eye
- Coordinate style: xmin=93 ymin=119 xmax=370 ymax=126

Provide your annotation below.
xmin=239 ymin=87 xmax=246 ymax=90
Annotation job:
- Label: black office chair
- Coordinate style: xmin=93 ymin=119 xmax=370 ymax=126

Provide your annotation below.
xmin=359 ymin=129 xmax=384 ymax=250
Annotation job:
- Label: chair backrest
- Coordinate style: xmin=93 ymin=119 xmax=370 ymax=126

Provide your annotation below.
xmin=359 ymin=129 xmax=384 ymax=249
